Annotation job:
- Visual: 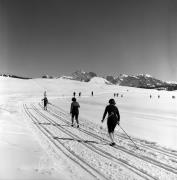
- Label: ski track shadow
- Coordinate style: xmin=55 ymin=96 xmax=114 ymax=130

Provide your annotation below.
xmin=52 ymin=124 xmax=71 ymax=127
xmin=53 ymin=137 xmax=107 ymax=145
xmin=35 ymin=122 xmax=71 ymax=127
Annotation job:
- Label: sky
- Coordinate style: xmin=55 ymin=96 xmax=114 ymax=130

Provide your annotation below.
xmin=0 ymin=0 xmax=177 ymax=81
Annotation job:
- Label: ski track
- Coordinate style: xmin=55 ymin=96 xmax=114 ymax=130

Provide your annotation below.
xmin=32 ymin=105 xmax=155 ymax=180
xmin=23 ymin=103 xmax=152 ymax=180
xmin=22 ymin=102 xmax=177 ymax=180
xmin=54 ymin=104 xmax=177 ymax=159
xmin=25 ymin=103 xmax=151 ymax=180
xmin=40 ymin=104 xmax=177 ymax=177
xmin=23 ymin=104 xmax=105 ymax=180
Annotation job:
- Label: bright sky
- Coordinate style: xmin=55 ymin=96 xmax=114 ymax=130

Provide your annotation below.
xmin=0 ymin=0 xmax=177 ymax=81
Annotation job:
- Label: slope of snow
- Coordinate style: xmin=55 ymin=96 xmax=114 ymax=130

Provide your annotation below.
xmin=0 ymin=77 xmax=177 ymax=180
xmin=89 ymin=77 xmax=110 ymax=84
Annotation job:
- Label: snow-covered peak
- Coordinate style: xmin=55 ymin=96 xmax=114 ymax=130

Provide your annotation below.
xmin=138 ymin=74 xmax=152 ymax=78
xmin=145 ymin=74 xmax=152 ymax=78
xmin=166 ymin=81 xmax=177 ymax=84
xmin=120 ymin=74 xmax=128 ymax=78
xmin=60 ymin=76 xmax=73 ymax=80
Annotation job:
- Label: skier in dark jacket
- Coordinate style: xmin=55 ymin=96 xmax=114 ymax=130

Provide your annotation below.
xmin=41 ymin=96 xmax=48 ymax=110
xmin=101 ymin=98 xmax=120 ymax=146
xmin=70 ymin=97 xmax=80 ymax=128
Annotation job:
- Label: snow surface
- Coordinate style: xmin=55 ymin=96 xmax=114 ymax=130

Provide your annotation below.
xmin=0 ymin=76 xmax=177 ymax=180
xmin=89 ymin=77 xmax=110 ymax=84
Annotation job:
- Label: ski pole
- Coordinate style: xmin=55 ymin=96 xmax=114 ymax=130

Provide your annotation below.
xmin=118 ymin=124 xmax=139 ymax=149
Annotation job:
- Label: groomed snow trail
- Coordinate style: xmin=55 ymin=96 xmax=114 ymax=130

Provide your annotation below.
xmin=22 ymin=103 xmax=177 ymax=180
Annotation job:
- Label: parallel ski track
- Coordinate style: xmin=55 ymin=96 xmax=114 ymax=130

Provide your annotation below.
xmin=23 ymin=104 xmax=108 ymax=180
xmin=34 ymin=103 xmax=170 ymax=180
xmin=32 ymin=104 xmax=157 ymax=180
xmin=26 ymin=103 xmax=158 ymax=180
xmin=52 ymin=103 xmax=177 ymax=159
xmin=41 ymin=103 xmax=177 ymax=176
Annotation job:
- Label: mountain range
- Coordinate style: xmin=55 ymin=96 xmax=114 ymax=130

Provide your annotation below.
xmin=1 ymin=71 xmax=177 ymax=91
xmin=60 ymin=70 xmax=177 ymax=91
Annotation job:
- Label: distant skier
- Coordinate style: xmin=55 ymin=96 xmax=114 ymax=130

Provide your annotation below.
xmin=70 ymin=97 xmax=80 ymax=128
xmin=150 ymin=94 xmax=152 ymax=98
xmin=73 ymin=92 xmax=76 ymax=97
xmin=41 ymin=96 xmax=48 ymax=110
xmin=91 ymin=91 xmax=94 ymax=96
xmin=79 ymin=92 xmax=81 ymax=97
xmin=101 ymin=98 xmax=120 ymax=146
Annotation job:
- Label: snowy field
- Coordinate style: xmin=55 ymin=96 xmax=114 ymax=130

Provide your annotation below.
xmin=0 ymin=76 xmax=177 ymax=180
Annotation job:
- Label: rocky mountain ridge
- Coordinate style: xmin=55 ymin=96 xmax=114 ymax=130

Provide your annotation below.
xmin=0 ymin=73 xmax=31 ymax=79
xmin=1 ymin=71 xmax=177 ymax=90
xmin=65 ymin=70 xmax=177 ymax=90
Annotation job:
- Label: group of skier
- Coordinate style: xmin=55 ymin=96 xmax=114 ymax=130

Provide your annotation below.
xmin=41 ymin=91 xmax=120 ymax=146
xmin=73 ymin=91 xmax=94 ymax=97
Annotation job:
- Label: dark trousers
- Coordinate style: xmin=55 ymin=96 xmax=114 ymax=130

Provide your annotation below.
xmin=71 ymin=113 xmax=79 ymax=124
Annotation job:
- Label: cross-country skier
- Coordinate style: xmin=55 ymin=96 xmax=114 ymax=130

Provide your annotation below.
xmin=41 ymin=96 xmax=48 ymax=110
xmin=70 ymin=97 xmax=80 ymax=128
xmin=101 ymin=98 xmax=120 ymax=146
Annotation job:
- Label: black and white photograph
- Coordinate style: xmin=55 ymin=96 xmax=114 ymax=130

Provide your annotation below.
xmin=0 ymin=0 xmax=177 ymax=179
